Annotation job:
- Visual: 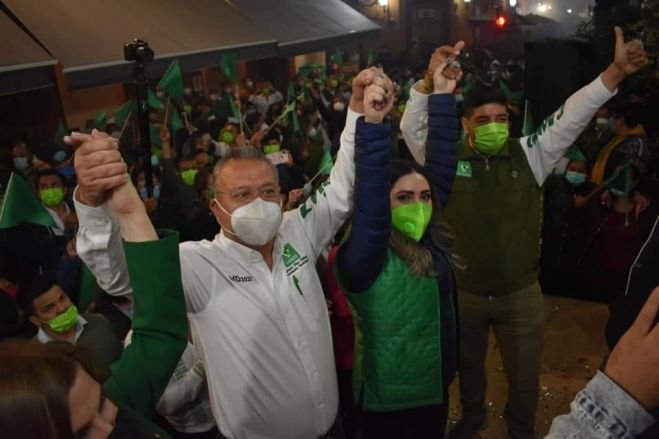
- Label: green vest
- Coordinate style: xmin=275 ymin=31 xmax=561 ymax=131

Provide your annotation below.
xmin=345 ymin=250 xmax=443 ymax=411
xmin=445 ymin=139 xmax=543 ymax=296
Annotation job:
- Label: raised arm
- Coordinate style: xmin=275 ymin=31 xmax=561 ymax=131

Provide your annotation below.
xmin=70 ymin=132 xmax=187 ymax=418
xmin=425 ymin=59 xmax=460 ymax=207
xmin=522 ymin=27 xmax=648 ymax=186
xmin=401 ymin=42 xmax=464 ymax=165
xmin=337 ymin=76 xmax=395 ymax=293
xmin=293 ymin=68 xmax=385 ymax=258
xmin=71 ymin=130 xmax=132 ymax=297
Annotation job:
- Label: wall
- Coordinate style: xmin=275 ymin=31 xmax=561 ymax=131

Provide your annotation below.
xmin=55 ymin=65 xmax=127 ymax=130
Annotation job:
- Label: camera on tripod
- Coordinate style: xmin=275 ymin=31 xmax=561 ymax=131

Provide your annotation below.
xmin=124 ymin=39 xmax=155 ymax=63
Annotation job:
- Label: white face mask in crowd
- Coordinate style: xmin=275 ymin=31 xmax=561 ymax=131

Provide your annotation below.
xmin=333 ymin=101 xmax=346 ymax=112
xmin=307 ymin=126 xmax=318 ymax=139
xmin=214 ymin=197 xmax=282 ymax=246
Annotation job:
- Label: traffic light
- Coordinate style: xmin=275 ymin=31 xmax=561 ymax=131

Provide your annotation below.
xmin=495 ymin=6 xmax=507 ymax=28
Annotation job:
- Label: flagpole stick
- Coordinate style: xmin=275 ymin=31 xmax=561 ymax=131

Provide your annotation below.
xmin=234 ymin=86 xmax=245 ymax=136
xmin=264 ymin=102 xmax=294 ymax=134
xmin=164 ymin=97 xmax=171 ymax=126
xmin=118 ymin=111 xmax=133 ymax=141
xmin=307 ymin=154 xmax=337 ymax=185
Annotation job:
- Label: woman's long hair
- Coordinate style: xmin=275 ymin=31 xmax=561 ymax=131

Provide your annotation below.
xmin=389 ymin=160 xmax=454 ymax=277
xmin=0 ymin=340 xmax=108 ymax=438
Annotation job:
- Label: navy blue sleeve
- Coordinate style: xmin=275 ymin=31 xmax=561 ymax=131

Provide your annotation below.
xmin=337 ymin=117 xmax=392 ymax=293
xmin=426 ymin=94 xmax=458 ymax=207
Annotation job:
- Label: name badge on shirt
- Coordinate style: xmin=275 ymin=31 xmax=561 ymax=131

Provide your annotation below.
xmin=457 ymin=160 xmax=473 ymax=178
xmin=283 ymin=243 xmax=309 ymax=276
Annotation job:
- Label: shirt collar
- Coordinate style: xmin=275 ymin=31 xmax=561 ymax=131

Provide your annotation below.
xmin=37 ymin=314 xmax=88 ymax=344
xmin=215 ymin=230 xmax=282 ymax=265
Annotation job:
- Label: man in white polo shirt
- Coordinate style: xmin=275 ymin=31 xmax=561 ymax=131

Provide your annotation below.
xmin=69 ymin=68 xmax=393 ymax=439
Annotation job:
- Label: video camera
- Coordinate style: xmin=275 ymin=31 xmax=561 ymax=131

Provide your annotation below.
xmin=123 ymin=39 xmax=154 ymax=64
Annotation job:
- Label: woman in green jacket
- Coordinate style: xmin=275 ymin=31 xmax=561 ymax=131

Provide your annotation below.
xmin=0 ymin=135 xmax=188 ymax=438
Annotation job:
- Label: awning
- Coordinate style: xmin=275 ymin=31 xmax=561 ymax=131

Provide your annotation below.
xmin=2 ymin=0 xmax=279 ymax=89
xmin=0 ymin=8 xmax=55 ymax=95
xmin=233 ymin=0 xmax=381 ymax=56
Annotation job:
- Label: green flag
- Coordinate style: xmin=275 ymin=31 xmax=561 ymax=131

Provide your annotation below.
xmin=0 ymin=173 xmax=56 ymax=229
xmin=94 ymin=110 xmax=107 ymax=129
xmin=318 ymin=150 xmax=334 ymax=176
xmin=522 ymin=100 xmax=535 ymax=137
xmin=221 ymin=54 xmax=239 ymax=82
xmin=170 ymin=110 xmax=183 ymax=133
xmin=287 ymin=83 xmax=295 ymax=102
xmin=115 ymin=99 xmax=136 ymax=127
xmin=150 ymin=124 xmax=162 ymax=147
xmin=499 ymin=81 xmax=512 ymax=98
xmin=148 ymin=89 xmax=165 ymax=110
xmin=158 ymin=59 xmax=183 ymax=105
xmin=54 ymin=121 xmax=68 ymax=149
xmin=290 ymin=108 xmax=301 ymax=133
xmin=330 ymin=49 xmax=343 ymax=66
xmin=366 ymin=48 xmax=376 ymax=67
xmin=227 ymin=95 xmax=240 ymax=119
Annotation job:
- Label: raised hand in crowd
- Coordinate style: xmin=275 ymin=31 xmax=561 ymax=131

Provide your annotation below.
xmin=363 ymin=72 xmax=395 ymax=124
xmin=350 ymin=66 xmax=384 ymax=114
xmin=249 ymin=129 xmax=266 ymax=147
xmin=432 ymin=56 xmax=463 ymax=95
xmin=235 ymin=132 xmax=248 ymax=147
xmin=66 ymin=129 xmax=128 ymax=207
xmin=601 ymin=26 xmax=648 ymax=91
xmin=285 ymin=188 xmax=304 ymax=211
xmin=418 ymin=40 xmax=465 ymax=94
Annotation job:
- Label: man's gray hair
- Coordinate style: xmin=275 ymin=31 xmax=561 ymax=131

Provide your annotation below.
xmin=213 ymin=147 xmax=278 ymax=182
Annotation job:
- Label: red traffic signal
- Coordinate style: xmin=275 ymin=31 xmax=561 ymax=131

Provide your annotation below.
xmin=495 ymin=6 xmax=507 ymax=28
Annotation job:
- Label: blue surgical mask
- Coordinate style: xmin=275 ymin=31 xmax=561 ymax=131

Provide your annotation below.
xmin=13 ymin=157 xmax=29 ymax=170
xmin=455 ymin=94 xmax=465 ymax=103
xmin=53 ymin=150 xmax=67 ymax=163
xmin=565 ymin=171 xmax=587 ymax=186
xmin=139 ymin=185 xmax=161 ymax=200
xmin=151 ymin=155 xmax=159 ymax=167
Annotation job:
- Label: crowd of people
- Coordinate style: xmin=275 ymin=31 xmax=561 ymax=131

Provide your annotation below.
xmin=1 ymin=25 xmax=659 ymax=439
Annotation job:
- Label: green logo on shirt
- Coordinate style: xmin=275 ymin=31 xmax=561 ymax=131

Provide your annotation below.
xmin=457 ymin=161 xmax=473 ymax=178
xmin=282 ymin=243 xmax=301 ymax=268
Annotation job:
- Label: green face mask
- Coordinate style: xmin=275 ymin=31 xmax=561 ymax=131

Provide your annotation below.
xmin=221 ymin=131 xmax=235 ymax=144
xmin=41 ymin=187 xmax=65 ymax=206
xmin=45 ymin=305 xmax=79 ymax=333
xmin=263 ymin=143 xmax=281 ymax=154
xmin=329 ymin=79 xmax=339 ymax=88
xmin=391 ymin=202 xmax=432 ymax=242
xmin=181 ymin=169 xmax=199 ymax=186
xmin=472 ymin=122 xmax=509 ymax=155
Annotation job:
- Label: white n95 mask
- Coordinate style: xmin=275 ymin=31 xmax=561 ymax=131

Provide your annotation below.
xmin=215 ymin=197 xmax=282 ymax=246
